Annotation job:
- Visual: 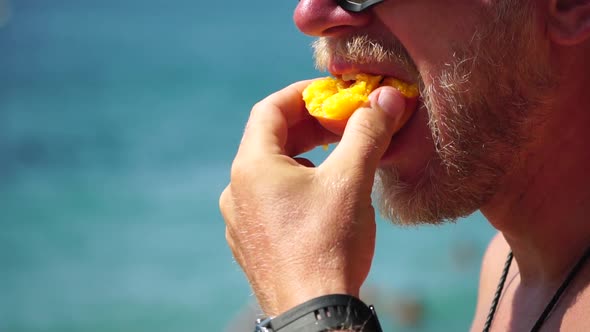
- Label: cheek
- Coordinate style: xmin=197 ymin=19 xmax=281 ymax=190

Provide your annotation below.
xmin=375 ymin=1 xmax=487 ymax=86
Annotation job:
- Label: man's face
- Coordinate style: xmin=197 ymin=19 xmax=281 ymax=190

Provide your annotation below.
xmin=296 ymin=1 xmax=554 ymax=224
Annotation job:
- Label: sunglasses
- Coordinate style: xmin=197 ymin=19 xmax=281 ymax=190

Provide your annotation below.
xmin=337 ymin=0 xmax=384 ymax=12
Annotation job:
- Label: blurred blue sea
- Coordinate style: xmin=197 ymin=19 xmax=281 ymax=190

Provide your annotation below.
xmin=0 ymin=1 xmax=496 ymax=331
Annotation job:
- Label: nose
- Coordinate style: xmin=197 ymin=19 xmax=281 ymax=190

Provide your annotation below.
xmin=294 ymin=0 xmax=372 ymax=37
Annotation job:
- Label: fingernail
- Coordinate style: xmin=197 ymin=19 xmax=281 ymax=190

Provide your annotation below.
xmin=370 ymin=87 xmax=406 ymax=119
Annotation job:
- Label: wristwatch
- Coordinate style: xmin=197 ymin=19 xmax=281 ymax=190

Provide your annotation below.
xmin=254 ymin=294 xmax=383 ymax=332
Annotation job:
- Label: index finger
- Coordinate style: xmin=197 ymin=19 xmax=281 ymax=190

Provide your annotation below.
xmin=237 ymin=80 xmax=313 ymax=158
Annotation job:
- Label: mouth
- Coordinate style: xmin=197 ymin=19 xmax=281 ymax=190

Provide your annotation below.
xmin=317 ymin=46 xmax=433 ymax=168
xmin=329 ymin=61 xmax=420 ymax=102
xmin=328 ymin=58 xmax=418 ymax=87
xmin=339 ymin=72 xmax=419 ymax=99
xmin=302 ymin=71 xmax=420 ymax=138
xmin=336 ymin=72 xmax=414 ymax=85
xmin=328 ymin=68 xmax=423 ymax=165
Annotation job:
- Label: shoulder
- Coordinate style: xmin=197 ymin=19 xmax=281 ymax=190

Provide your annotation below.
xmin=470 ymin=232 xmax=512 ymax=330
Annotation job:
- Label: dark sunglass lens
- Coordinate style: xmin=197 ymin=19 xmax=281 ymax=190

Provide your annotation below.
xmin=337 ymin=0 xmax=384 ymax=12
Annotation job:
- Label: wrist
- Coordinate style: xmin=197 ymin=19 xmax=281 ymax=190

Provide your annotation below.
xmin=264 ymin=281 xmax=360 ymax=316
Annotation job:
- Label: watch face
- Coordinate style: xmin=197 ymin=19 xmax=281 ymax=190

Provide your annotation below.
xmin=337 ymin=0 xmax=385 ymax=12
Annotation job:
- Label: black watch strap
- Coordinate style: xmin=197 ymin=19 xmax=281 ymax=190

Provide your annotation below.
xmin=254 ymin=294 xmax=383 ymax=332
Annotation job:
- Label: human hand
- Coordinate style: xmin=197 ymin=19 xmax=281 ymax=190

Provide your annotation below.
xmin=219 ymin=80 xmax=409 ymax=316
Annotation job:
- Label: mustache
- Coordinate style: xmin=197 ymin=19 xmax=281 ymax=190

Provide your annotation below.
xmin=312 ymin=35 xmax=414 ymax=72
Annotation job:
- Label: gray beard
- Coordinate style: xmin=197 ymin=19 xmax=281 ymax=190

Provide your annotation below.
xmin=311 ymin=1 xmax=555 ymax=225
xmin=374 ymin=2 xmax=555 ymax=225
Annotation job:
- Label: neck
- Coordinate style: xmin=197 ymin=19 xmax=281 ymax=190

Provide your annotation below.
xmin=481 ymin=64 xmax=590 ymax=286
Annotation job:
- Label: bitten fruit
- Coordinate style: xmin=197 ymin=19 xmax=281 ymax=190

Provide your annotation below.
xmin=302 ymin=74 xmax=419 ymax=135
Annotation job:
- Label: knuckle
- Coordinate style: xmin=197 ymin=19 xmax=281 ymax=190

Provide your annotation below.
xmin=243 ymin=102 xmax=271 ymax=136
xmin=219 ymin=187 xmax=232 ymax=217
xmin=251 ymin=101 xmax=272 ymax=119
xmin=230 ymin=159 xmax=250 ymax=183
xmin=231 ymin=155 xmax=271 ymax=185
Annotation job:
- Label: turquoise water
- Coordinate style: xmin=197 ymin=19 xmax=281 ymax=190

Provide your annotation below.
xmin=0 ymin=1 xmax=496 ymax=331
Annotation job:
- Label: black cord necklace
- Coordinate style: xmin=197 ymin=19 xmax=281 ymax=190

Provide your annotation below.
xmin=482 ymin=245 xmax=590 ymax=332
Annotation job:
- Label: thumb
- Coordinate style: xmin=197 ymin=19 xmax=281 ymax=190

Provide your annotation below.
xmin=321 ymin=86 xmax=409 ymax=182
